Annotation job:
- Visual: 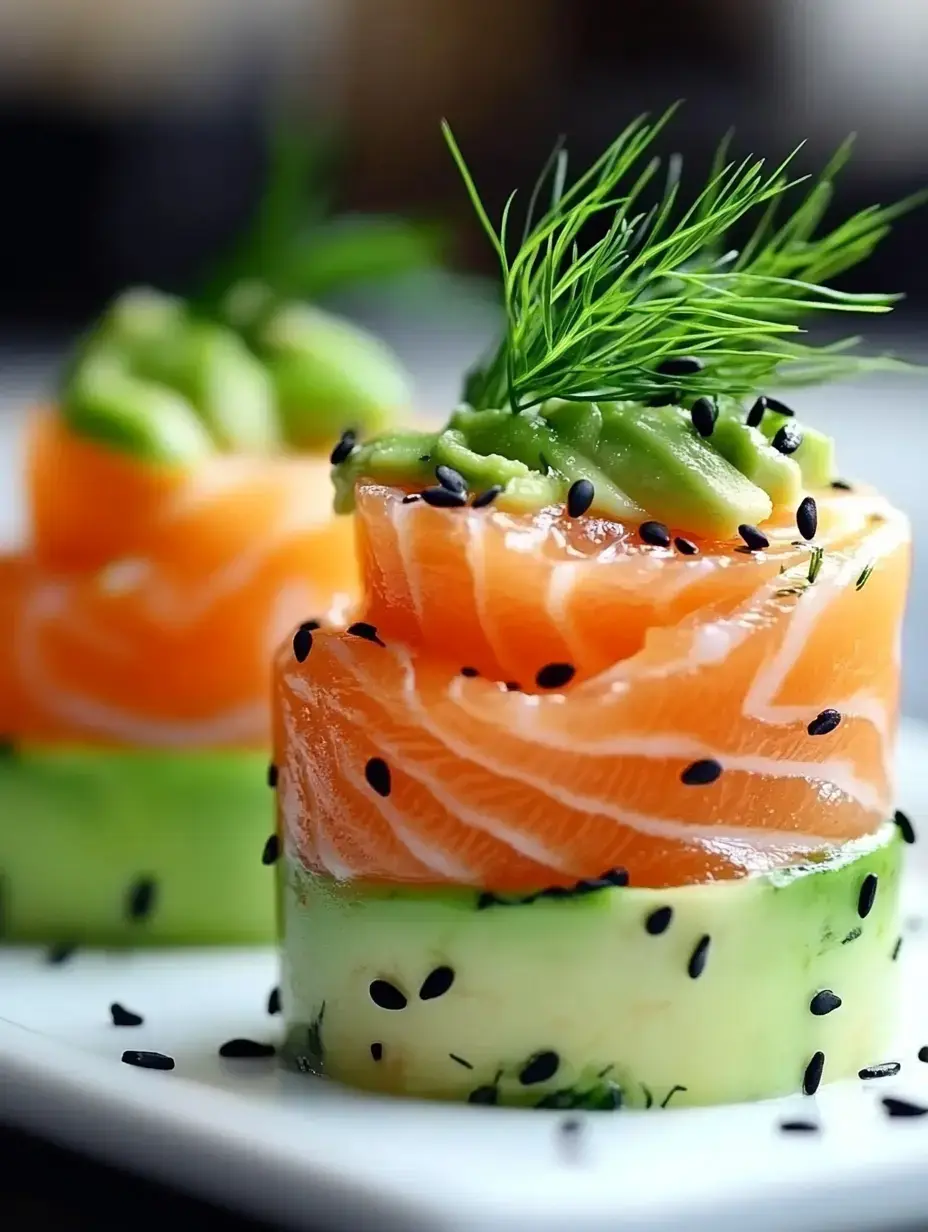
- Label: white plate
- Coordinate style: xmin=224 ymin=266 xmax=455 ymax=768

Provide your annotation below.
xmin=2 ymin=722 xmax=928 ymax=1232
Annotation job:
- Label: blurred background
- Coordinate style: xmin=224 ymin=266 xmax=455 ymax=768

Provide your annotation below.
xmin=0 ymin=0 xmax=926 ymax=709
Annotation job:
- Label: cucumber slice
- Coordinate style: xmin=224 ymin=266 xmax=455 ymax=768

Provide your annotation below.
xmin=280 ymin=824 xmax=903 ymax=1107
xmin=710 ymin=416 xmax=803 ymax=509
xmin=760 ymin=412 xmax=836 ymax=490
xmin=0 ymin=745 xmax=275 ymax=945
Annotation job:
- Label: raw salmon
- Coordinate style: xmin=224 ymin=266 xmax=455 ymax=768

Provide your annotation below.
xmin=1 ymin=408 xmax=359 ymax=746
xmin=274 ymin=481 xmax=909 ymax=890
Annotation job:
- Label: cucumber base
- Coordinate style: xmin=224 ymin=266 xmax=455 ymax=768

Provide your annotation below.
xmin=0 ymin=745 xmax=276 ymax=945
xmin=280 ymin=825 xmax=904 ymax=1108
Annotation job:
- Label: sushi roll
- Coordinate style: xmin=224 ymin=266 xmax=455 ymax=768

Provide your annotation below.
xmin=0 ymin=283 xmax=411 ymax=946
xmin=274 ymin=109 xmax=922 ymax=1109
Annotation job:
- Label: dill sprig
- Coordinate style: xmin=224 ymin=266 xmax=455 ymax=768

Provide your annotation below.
xmin=443 ymin=105 xmax=926 ymax=412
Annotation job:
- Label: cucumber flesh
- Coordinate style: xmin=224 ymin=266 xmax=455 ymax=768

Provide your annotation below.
xmin=0 ymin=745 xmax=275 ymax=945
xmin=280 ymin=824 xmax=903 ymax=1108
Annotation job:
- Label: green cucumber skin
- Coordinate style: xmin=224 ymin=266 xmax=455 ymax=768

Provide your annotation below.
xmin=0 ymin=746 xmax=276 ymax=945
xmin=279 ymin=827 xmax=903 ymax=1108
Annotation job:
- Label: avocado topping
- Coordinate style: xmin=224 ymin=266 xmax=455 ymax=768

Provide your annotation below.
xmin=332 ymin=108 xmax=922 ymax=537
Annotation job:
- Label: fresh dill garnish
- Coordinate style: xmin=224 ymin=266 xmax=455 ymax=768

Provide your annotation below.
xmin=808 ymin=546 xmax=825 ymax=584
xmin=856 ymin=561 xmax=875 ymax=590
xmin=442 ymin=105 xmax=925 ymax=412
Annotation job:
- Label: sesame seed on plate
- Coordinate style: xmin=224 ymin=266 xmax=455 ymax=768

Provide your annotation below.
xmin=436 ymin=465 xmax=467 ymax=494
xmin=857 ymin=873 xmax=879 ymax=919
xmin=347 ymin=621 xmax=385 ymax=647
xmin=122 ymin=1050 xmax=174 ymax=1071
xmin=809 ymin=990 xmax=842 ymax=1016
xmin=797 ymin=496 xmax=818 ymax=541
xmin=536 ymin=662 xmax=576 ymax=689
xmin=803 ymin=1050 xmax=825 ymax=1095
xmin=859 ymin=1062 xmax=900 ymax=1079
xmin=808 ymin=709 xmax=841 ymax=737
xmin=422 ymin=485 xmax=467 ymax=508
xmin=472 ymin=485 xmax=503 ymax=508
xmin=329 ymin=429 xmax=357 ymax=465
xmin=261 ymin=834 xmax=280 ymax=866
xmin=364 ymin=757 xmax=392 ymax=797
xmin=773 ymin=424 xmax=803 ymax=455
xmin=681 ymin=759 xmax=723 ymax=786
xmin=567 ymin=479 xmax=595 ymax=518
xmin=738 ymin=524 xmax=769 ymax=552
xmin=219 ymin=1039 xmax=277 ymax=1059
xmin=639 ymin=521 xmax=671 ymax=548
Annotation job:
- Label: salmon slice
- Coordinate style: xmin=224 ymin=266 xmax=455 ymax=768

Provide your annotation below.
xmin=1 ymin=409 xmax=360 ymax=746
xmin=274 ymin=482 xmax=909 ymax=890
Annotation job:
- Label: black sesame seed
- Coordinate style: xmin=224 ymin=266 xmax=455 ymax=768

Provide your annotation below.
xmin=859 ymin=1061 xmax=900 ymax=1080
xmin=468 ymin=1085 xmax=499 ymax=1105
xmin=122 ymin=1050 xmax=174 ymax=1071
xmin=369 ymin=979 xmax=407 ymax=1010
xmin=267 ymin=986 xmax=281 ymax=1015
xmin=436 ymin=465 xmax=467 ymax=494
xmin=601 ymin=867 xmax=629 ymax=887
xmin=681 ymin=759 xmax=723 ymax=786
xmin=738 ymin=524 xmax=769 ymax=552
xmin=893 ymin=936 xmax=903 ymax=961
xmin=419 ymin=966 xmax=455 ymax=1000
xmin=126 ymin=877 xmax=157 ymax=922
xmin=450 ymin=1053 xmax=474 ymax=1069
xmin=472 ymin=485 xmax=503 ymax=508
xmin=763 ymin=396 xmax=795 ymax=418
xmin=797 ymin=496 xmax=818 ymax=542
xmin=674 ymin=537 xmax=699 ymax=556
xmin=808 ymin=709 xmax=842 ymax=737
xmin=690 ymin=396 xmax=718 ymax=438
xmin=267 ymin=762 xmax=279 ymax=789
xmin=347 ymin=621 xmax=385 ymax=647
xmin=567 ymin=479 xmax=595 ymax=519
xmin=746 ymin=397 xmax=767 ymax=428
xmin=773 ymin=424 xmax=803 ymax=455
xmin=110 ymin=1002 xmax=144 ymax=1027
xmin=519 ymin=1050 xmax=561 ymax=1085
xmin=536 ymin=662 xmax=576 ymax=690
xmin=460 ymin=666 xmax=480 ymax=677
xmin=329 ymin=429 xmax=357 ymax=466
xmin=687 ymin=934 xmax=711 ymax=979
xmin=421 ymin=485 xmax=467 ymax=508
xmin=894 ymin=809 xmax=916 ymax=844
xmin=803 ymin=1051 xmax=825 ymax=1095
xmin=831 ymin=479 xmax=853 ymax=492
xmin=219 ymin=1039 xmax=276 ymax=1059
xmin=780 ymin=1120 xmax=819 ymax=1134
xmin=645 ymin=905 xmax=673 ymax=935
xmin=261 ymin=834 xmax=279 ymax=866
xmin=657 ymin=356 xmax=704 ymax=377
xmin=842 ymin=927 xmax=862 ymax=945
xmin=858 ymin=873 xmax=878 ymax=919
xmin=402 ymin=493 xmax=421 ymax=504
xmin=882 ymin=1096 xmax=928 ymax=1118
xmin=364 ymin=757 xmax=391 ymax=797
xmin=292 ymin=623 xmax=314 ymax=662
xmin=639 ymin=521 xmax=671 ymax=548
xmin=810 ymin=990 xmax=842 ymax=1016
xmin=370 ymin=1042 xmax=383 ymax=1061
xmin=918 ymin=1046 xmax=928 ymax=1063
xmin=47 ymin=942 xmax=76 ymax=965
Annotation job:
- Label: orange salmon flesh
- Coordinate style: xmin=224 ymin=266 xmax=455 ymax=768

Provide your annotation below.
xmin=1 ymin=408 xmax=360 ymax=746
xmin=274 ymin=480 xmax=910 ymax=890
